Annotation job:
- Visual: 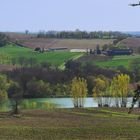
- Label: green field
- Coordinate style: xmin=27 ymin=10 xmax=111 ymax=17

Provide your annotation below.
xmin=0 ymin=108 xmax=140 ymax=140
xmin=94 ymin=55 xmax=140 ymax=69
xmin=0 ymin=44 xmax=83 ymax=66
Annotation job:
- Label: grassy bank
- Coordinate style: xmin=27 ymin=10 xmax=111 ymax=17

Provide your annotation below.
xmin=0 ymin=108 xmax=140 ymax=140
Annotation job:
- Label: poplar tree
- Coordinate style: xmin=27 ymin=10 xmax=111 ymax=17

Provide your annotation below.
xmin=92 ymin=77 xmax=107 ymax=107
xmin=109 ymin=74 xmax=130 ymax=107
xmin=71 ymin=77 xmax=88 ymax=108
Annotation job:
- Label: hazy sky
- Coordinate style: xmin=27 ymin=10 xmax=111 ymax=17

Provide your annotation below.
xmin=0 ymin=0 xmax=140 ymax=32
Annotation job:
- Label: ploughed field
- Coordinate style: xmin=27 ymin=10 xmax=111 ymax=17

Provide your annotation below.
xmin=14 ymin=38 xmax=114 ymax=50
xmin=6 ymin=33 xmax=114 ymax=49
xmin=0 ymin=108 xmax=140 ymax=140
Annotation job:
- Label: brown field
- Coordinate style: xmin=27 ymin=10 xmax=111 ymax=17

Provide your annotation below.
xmin=6 ymin=33 xmax=114 ymax=49
xmin=119 ymin=37 xmax=140 ymax=52
xmin=0 ymin=108 xmax=140 ymax=140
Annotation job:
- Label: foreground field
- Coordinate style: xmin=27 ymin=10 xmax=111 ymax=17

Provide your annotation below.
xmin=0 ymin=44 xmax=82 ymax=66
xmin=0 ymin=108 xmax=140 ymax=140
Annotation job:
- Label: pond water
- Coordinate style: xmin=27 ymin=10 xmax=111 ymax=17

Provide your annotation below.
xmin=0 ymin=97 xmax=139 ymax=111
xmin=29 ymin=97 xmax=138 ymax=108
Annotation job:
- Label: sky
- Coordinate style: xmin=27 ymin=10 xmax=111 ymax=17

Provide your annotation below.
xmin=0 ymin=0 xmax=140 ymax=32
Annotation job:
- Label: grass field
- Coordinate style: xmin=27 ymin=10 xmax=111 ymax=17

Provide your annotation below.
xmin=77 ymin=54 xmax=140 ymax=69
xmin=0 ymin=44 xmax=83 ymax=66
xmin=93 ymin=55 xmax=140 ymax=69
xmin=0 ymin=108 xmax=140 ymax=140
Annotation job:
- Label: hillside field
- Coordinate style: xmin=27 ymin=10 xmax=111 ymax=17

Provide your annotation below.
xmin=17 ymin=38 xmax=114 ymax=49
xmin=6 ymin=32 xmax=114 ymax=49
xmin=0 ymin=108 xmax=140 ymax=140
xmin=77 ymin=54 xmax=140 ymax=69
xmin=118 ymin=37 xmax=140 ymax=52
xmin=0 ymin=44 xmax=83 ymax=66
xmin=94 ymin=55 xmax=140 ymax=69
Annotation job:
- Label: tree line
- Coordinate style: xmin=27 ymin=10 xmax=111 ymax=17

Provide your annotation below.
xmin=71 ymin=74 xmax=131 ymax=108
xmin=3 ymin=59 xmax=137 ymax=99
xmin=0 ymin=72 xmax=134 ymax=114
xmin=0 ymin=33 xmax=9 ymax=47
xmin=0 ymin=59 xmax=139 ymax=114
xmin=37 ymin=30 xmax=130 ymax=39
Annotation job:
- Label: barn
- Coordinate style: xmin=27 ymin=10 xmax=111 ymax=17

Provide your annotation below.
xmin=107 ymin=49 xmax=133 ymax=56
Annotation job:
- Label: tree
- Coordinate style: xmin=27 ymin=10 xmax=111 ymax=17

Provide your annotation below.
xmin=25 ymin=30 xmax=29 ymax=35
xmin=29 ymin=58 xmax=37 ymax=67
xmin=109 ymin=74 xmax=130 ymax=107
xmin=26 ymin=78 xmax=52 ymax=98
xmin=0 ymin=33 xmax=8 ymax=47
xmin=11 ymin=58 xmax=17 ymax=66
xmin=8 ymin=82 xmax=23 ymax=114
xmin=92 ymin=77 xmax=108 ymax=107
xmin=70 ymin=77 xmax=88 ymax=108
xmin=0 ymin=74 xmax=10 ymax=105
xmin=109 ymin=77 xmax=120 ymax=107
xmin=18 ymin=57 xmax=25 ymax=66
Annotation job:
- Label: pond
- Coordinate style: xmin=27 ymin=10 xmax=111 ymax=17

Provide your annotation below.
xmin=0 ymin=97 xmax=139 ymax=111
xmin=26 ymin=97 xmax=138 ymax=108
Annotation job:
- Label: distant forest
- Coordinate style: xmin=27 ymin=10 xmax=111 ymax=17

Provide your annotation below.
xmin=37 ymin=30 xmax=131 ymax=39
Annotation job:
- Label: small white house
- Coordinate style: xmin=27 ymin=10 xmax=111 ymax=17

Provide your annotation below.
xmin=70 ymin=49 xmax=90 ymax=53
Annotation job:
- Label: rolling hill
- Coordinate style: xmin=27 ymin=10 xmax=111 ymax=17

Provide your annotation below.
xmin=6 ymin=32 xmax=114 ymax=50
xmin=118 ymin=37 xmax=140 ymax=53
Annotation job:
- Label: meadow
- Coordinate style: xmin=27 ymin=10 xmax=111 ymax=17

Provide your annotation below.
xmin=94 ymin=55 xmax=140 ymax=69
xmin=78 ymin=54 xmax=140 ymax=69
xmin=0 ymin=44 xmax=83 ymax=66
xmin=0 ymin=108 xmax=139 ymax=140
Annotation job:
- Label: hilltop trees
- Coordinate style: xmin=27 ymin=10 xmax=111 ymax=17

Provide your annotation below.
xmin=70 ymin=77 xmax=88 ymax=108
xmin=0 ymin=33 xmax=8 ymax=47
xmin=37 ymin=31 xmax=130 ymax=40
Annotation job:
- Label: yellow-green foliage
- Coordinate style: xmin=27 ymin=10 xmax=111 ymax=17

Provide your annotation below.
xmin=110 ymin=74 xmax=130 ymax=97
xmin=0 ymin=53 xmax=11 ymax=64
xmin=92 ymin=76 xmax=109 ymax=98
xmin=0 ymin=74 xmax=10 ymax=103
xmin=71 ymin=77 xmax=88 ymax=108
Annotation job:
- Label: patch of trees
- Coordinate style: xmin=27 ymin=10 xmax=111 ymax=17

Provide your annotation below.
xmin=37 ymin=30 xmax=130 ymax=39
xmin=0 ymin=33 xmax=9 ymax=47
xmin=3 ymin=59 xmax=134 ymax=99
xmin=70 ymin=74 xmax=131 ymax=108
xmin=0 ymin=72 xmax=133 ymax=116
